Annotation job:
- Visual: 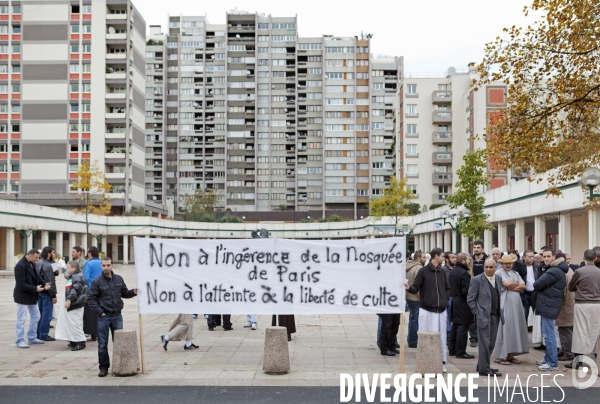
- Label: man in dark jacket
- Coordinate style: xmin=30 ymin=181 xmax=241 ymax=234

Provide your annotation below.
xmin=88 ymin=257 xmax=137 ymax=377
xmin=36 ymin=246 xmax=57 ymax=342
xmin=14 ymin=249 xmax=49 ymax=348
xmin=405 ymin=248 xmax=451 ymax=372
xmin=443 ymin=251 xmax=457 ymax=341
xmin=472 ymin=240 xmax=488 ymax=277
xmin=534 ymin=248 xmax=567 ymax=371
xmin=448 ymin=253 xmax=475 ymax=359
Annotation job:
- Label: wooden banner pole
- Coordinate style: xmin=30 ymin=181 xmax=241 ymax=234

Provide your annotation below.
xmin=399 ymin=312 xmax=406 ymax=373
xmin=139 ymin=313 xmax=147 ymax=374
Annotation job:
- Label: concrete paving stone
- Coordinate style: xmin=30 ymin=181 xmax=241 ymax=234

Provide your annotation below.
xmin=288 ymin=371 xmax=327 ymax=379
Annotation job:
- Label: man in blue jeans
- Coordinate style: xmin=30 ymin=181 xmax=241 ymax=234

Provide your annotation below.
xmin=88 ymin=257 xmax=137 ymax=377
xmin=533 ymin=248 xmax=567 ymax=371
xmin=36 ymin=246 xmax=57 ymax=341
xmin=405 ymin=251 xmax=426 ymax=347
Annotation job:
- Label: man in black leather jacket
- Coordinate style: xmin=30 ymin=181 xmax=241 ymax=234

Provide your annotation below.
xmin=88 ymin=257 xmax=137 ymax=377
xmin=36 ymin=246 xmax=57 ymax=341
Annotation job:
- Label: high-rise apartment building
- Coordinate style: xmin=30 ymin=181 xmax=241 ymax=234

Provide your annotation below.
xmin=397 ymin=67 xmax=507 ymax=209
xmin=145 ymin=11 xmax=402 ymax=217
xmin=0 ymin=0 xmax=146 ymax=212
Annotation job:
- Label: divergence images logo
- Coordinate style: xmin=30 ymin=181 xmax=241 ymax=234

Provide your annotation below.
xmin=572 ymin=355 xmax=599 ymax=389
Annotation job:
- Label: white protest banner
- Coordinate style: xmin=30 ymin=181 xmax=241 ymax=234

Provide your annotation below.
xmin=134 ymin=237 xmax=405 ymax=315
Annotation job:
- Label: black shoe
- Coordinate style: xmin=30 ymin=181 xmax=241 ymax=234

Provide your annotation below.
xmin=49 ymin=325 xmax=54 ymax=329
xmin=91 ymin=335 xmax=97 ymax=342
xmin=534 ymin=344 xmax=546 ymax=350
xmin=408 ymin=344 xmax=417 ymax=348
xmin=456 ymin=353 xmax=475 ymax=359
xmin=449 ymin=351 xmax=456 ymax=356
xmin=288 ymin=334 xmax=292 ymax=341
xmin=393 ymin=348 xmax=400 ymax=354
xmin=98 ymin=369 xmax=108 ymax=377
xmin=208 ymin=326 xmax=214 ymax=331
xmin=223 ymin=326 xmax=233 ymax=331
xmin=395 ymin=343 xmax=400 ymax=349
xmin=381 ymin=350 xmax=396 ymax=356
xmin=565 ymin=362 xmax=583 ymax=369
xmin=479 ymin=370 xmax=501 ymax=377
xmin=43 ymin=336 xmax=55 ymax=342
xmin=184 ymin=343 xmax=199 ymax=350
xmin=161 ymin=335 xmax=168 ymax=351
xmin=68 ymin=342 xmax=75 ymax=348
xmin=491 ymin=368 xmax=498 ymax=372
xmin=71 ymin=342 xmax=86 ymax=351
xmin=470 ymin=341 xmax=477 ymax=347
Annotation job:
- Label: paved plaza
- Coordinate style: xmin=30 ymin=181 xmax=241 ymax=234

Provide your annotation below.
xmin=0 ymin=265 xmax=598 ymax=388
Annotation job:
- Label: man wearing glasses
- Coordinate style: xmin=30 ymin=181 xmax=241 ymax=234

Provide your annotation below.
xmin=88 ymin=257 xmax=137 ymax=377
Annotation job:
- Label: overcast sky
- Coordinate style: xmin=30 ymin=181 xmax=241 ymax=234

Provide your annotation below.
xmin=135 ymin=0 xmax=535 ymax=73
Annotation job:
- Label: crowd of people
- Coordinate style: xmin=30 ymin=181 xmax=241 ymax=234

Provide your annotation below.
xmin=13 ymin=245 xmax=298 ymax=377
xmin=375 ymin=243 xmax=600 ymax=377
xmin=13 ymin=246 xmax=138 ymax=377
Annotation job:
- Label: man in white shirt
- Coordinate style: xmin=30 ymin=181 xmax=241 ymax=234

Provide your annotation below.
xmin=521 ymin=250 xmax=538 ymax=322
xmin=491 ymin=248 xmax=502 ymax=270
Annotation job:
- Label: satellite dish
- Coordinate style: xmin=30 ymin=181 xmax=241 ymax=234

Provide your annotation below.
xmin=211 ymin=55 xmax=215 ymax=59
xmin=154 ymin=64 xmax=160 ymax=68
xmin=246 ymin=70 xmax=251 ymax=75
xmin=236 ymin=34 xmax=240 ymax=38
xmin=108 ymin=27 xmax=116 ymax=34
xmin=153 ymin=124 xmax=158 ymax=127
xmin=284 ymin=108 xmax=288 ymax=112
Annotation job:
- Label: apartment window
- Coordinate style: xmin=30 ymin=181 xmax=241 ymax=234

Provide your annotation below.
xmin=0 ymin=6 xmax=7 ymax=14
xmin=12 ymin=6 xmax=20 ymax=14
xmin=11 ymin=85 xmax=19 ymax=93
xmin=438 ymin=84 xmax=449 ymax=91
xmin=372 ymin=83 xmax=384 ymax=90
xmin=81 ymin=5 xmax=91 ymax=13
xmin=406 ymin=165 xmax=418 ymax=176
xmin=407 ymin=185 xmax=418 ymax=195
xmin=272 ymin=23 xmax=295 ymax=29
xmin=406 ymin=84 xmax=417 ymax=94
xmin=406 ymin=145 xmax=418 ymax=156
xmin=12 ymin=26 xmax=20 ymax=34
xmin=407 ymin=124 xmax=417 ymax=135
xmin=406 ymin=104 xmax=417 ymax=115
xmin=12 ymin=45 xmax=20 ymax=54
xmin=70 ymin=25 xmax=80 ymax=33
xmin=357 ymin=73 xmax=368 ymax=79
xmin=82 ymin=45 xmax=91 ymax=53
xmin=70 ymin=124 xmax=78 ymax=132
xmin=11 ymin=104 xmax=19 ymax=113
xmin=71 ymin=45 xmax=80 ymax=53
xmin=257 ymin=23 xmax=269 ymax=30
xmin=82 ymin=84 xmax=90 ymax=93
xmin=0 ymin=162 xmax=5 ymax=170
xmin=11 ymin=163 xmax=19 ymax=172
xmin=0 ymin=46 xmax=7 ymax=54
xmin=82 ymin=25 xmax=92 ymax=33
xmin=439 ymin=185 xmax=449 ymax=194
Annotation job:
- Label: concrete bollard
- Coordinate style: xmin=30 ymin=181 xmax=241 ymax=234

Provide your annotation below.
xmin=112 ymin=329 xmax=140 ymax=376
xmin=263 ymin=326 xmax=290 ymax=375
xmin=415 ymin=331 xmax=443 ymax=376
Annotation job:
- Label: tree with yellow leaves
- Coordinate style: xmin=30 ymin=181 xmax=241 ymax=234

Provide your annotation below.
xmin=475 ymin=0 xmax=600 ymax=199
xmin=71 ymin=160 xmax=112 ymax=243
xmin=369 ymin=176 xmax=415 ymax=235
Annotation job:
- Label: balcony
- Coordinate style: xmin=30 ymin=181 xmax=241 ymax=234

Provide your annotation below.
xmin=432 ymin=173 xmax=452 ymax=185
xmin=106 ymin=33 xmax=127 ymax=40
xmin=105 ymin=113 xmax=126 ymax=119
xmin=106 ymin=73 xmax=126 ymax=80
xmin=432 ymin=111 xmax=452 ymax=123
xmin=105 ymin=132 xmax=125 ymax=139
xmin=105 ymin=152 xmax=126 ymax=160
xmin=432 ymin=131 xmax=452 ymax=144
xmin=105 ymin=93 xmax=126 ymax=100
xmin=432 ymin=152 xmax=452 ymax=164
xmin=106 ymin=172 xmax=126 ymax=179
xmin=106 ymin=53 xmax=126 ymax=60
xmin=432 ymin=91 xmax=452 ymax=103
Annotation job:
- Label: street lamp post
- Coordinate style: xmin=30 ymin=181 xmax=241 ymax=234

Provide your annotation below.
xmin=90 ymin=230 xmax=107 ymax=248
xmin=14 ymin=180 xmax=19 ymax=201
xmin=15 ymin=224 xmax=38 ymax=251
xmin=581 ymin=167 xmax=600 ymax=200
xmin=441 ymin=208 xmax=471 ymax=252
xmin=396 ymin=221 xmax=417 ymax=253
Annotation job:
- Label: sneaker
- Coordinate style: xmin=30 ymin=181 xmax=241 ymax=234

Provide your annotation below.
xmin=443 ymin=365 xmax=448 ymax=373
xmin=161 ymin=335 xmax=168 ymax=351
xmin=192 ymin=315 xmax=198 ymax=319
xmin=243 ymin=323 xmax=253 ymax=328
xmin=43 ymin=336 xmax=55 ymax=342
xmin=536 ymin=359 xmax=547 ymax=365
xmin=251 ymin=323 xmax=257 ymax=330
xmin=538 ymin=363 xmax=558 ymax=371
xmin=203 ymin=314 xmax=209 ymax=319
xmin=16 ymin=342 xmax=29 ymax=348
xmin=29 ymin=338 xmax=45 ymax=344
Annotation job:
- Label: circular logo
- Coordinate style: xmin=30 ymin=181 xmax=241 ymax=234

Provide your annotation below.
xmin=572 ymin=355 xmax=598 ymax=389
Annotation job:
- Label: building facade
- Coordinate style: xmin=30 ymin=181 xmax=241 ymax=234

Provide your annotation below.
xmin=144 ymin=11 xmax=402 ymax=217
xmin=0 ymin=0 xmax=146 ymax=211
xmin=396 ymin=67 xmax=509 ymax=209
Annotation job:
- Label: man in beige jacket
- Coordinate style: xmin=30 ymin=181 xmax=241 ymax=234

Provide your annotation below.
xmin=405 ymin=251 xmax=426 ymax=348
xmin=556 ymin=255 xmax=575 ymax=362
